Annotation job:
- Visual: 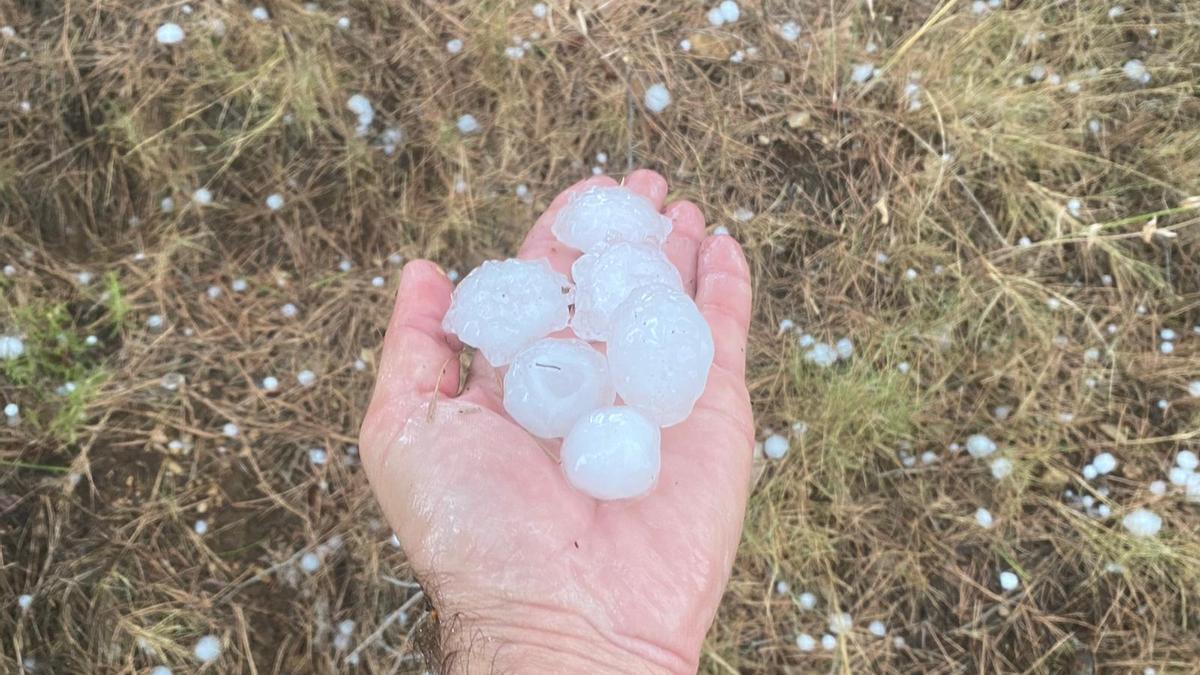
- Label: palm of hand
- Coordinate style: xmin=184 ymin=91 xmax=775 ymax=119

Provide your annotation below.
xmin=360 ymin=171 xmax=754 ymax=673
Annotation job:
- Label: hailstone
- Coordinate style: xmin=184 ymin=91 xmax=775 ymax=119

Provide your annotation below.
xmin=551 ymin=185 xmax=672 ymax=253
xmin=561 ymin=407 xmax=661 ymax=500
xmin=607 ymin=284 xmax=714 ymax=426
xmin=503 ymin=338 xmax=615 ymax=438
xmin=442 ymin=258 xmax=573 ymax=366
xmin=570 ymin=242 xmax=683 ymax=341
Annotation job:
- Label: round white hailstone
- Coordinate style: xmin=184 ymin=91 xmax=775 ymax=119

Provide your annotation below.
xmin=1148 ymin=480 xmax=1167 ymax=496
xmin=591 ymin=166 xmax=604 ymax=175
xmin=194 ymin=519 xmax=208 ymax=535
xmin=1088 ymin=119 xmax=1102 ymax=135
xmin=718 ymin=0 xmax=740 ymax=23
xmin=337 ymin=619 xmax=355 ymax=636
xmin=1156 ymin=399 xmax=1169 ymax=411
xmin=993 ymin=406 xmax=1012 ymax=420
xmin=778 ymin=319 xmax=796 ymax=333
xmin=920 ymin=451 xmax=938 ymax=465
xmin=4 ymin=403 xmax=18 ymax=417
xmin=1046 ymin=298 xmax=1061 ymax=311
xmin=594 ymin=152 xmax=608 ymax=165
xmin=975 ymin=507 xmax=994 ymax=528
xmin=1187 ymin=474 xmax=1200 ymax=503
xmin=222 ymin=422 xmax=239 ymax=438
xmin=763 ymin=434 xmax=789 ymax=460
xmin=336 ymin=259 xmax=352 ymax=273
xmin=835 ymin=337 xmax=854 ymax=360
xmin=18 ymin=594 xmax=32 ymax=610
xmin=297 ymin=369 xmax=316 ymax=387
xmin=191 ymin=187 xmax=212 ymax=205
xmin=999 ymin=571 xmax=1019 ymax=591
xmin=1123 ymin=59 xmax=1149 ymax=83
xmin=1176 ymin=450 xmax=1198 ymax=470
xmin=442 ymin=258 xmax=573 ymax=366
xmin=265 ymin=193 xmax=285 ymax=210
xmin=898 ymin=362 xmax=910 ymax=373
xmin=150 ymin=666 xmax=172 ymax=675
xmin=1137 ymin=305 xmax=1148 ymax=315
xmin=503 ymin=338 xmax=615 ymax=438
xmin=778 ymin=21 xmax=801 ymax=41
xmin=805 ymin=342 xmax=838 ymax=367
xmin=820 ymin=634 xmax=837 ymax=650
xmin=251 ymin=7 xmax=270 ymax=21
xmin=0 ymin=335 xmax=25 ymax=360
xmin=193 ymin=635 xmax=221 ymax=663
xmin=205 ymin=285 xmax=223 ymax=300
xmin=346 ymin=94 xmax=374 ymax=136
xmin=1081 ymin=495 xmax=1096 ymax=508
xmin=1160 ymin=341 xmax=1174 ymax=355
xmin=868 ymin=620 xmax=887 ymax=637
xmin=966 ymin=434 xmax=997 ymax=458
xmin=532 ymin=2 xmax=547 ymax=18
xmin=990 ymin=457 xmax=1013 ymax=480
xmin=261 ymin=376 xmax=279 ymax=392
xmin=1083 ymin=347 xmax=1100 ymax=362
xmin=828 ymin=612 xmax=852 ymax=634
xmin=1066 ymin=198 xmax=1082 ymax=216
xmin=309 ymin=447 xmax=328 ymax=465
xmin=1160 ymin=328 xmax=1177 ymax=341
xmin=456 ymin=114 xmax=480 ymax=134
xmin=1018 ymin=236 xmax=1032 ymax=247
xmin=515 ymin=184 xmax=530 ymax=199
xmin=607 ymin=285 xmax=714 ymax=426
xmin=160 ymin=196 xmax=175 ymax=214
xmin=795 ymin=633 xmax=816 ymax=651
xmin=901 ymin=454 xmax=916 ymax=468
xmin=231 ymin=278 xmax=248 ymax=292
xmin=0 ymin=26 xmax=15 ymax=38
xmin=1029 ymin=64 xmax=1047 ymax=82
xmin=948 ymin=442 xmax=962 ymax=453
xmin=553 ymin=185 xmax=672 ymax=253
xmin=850 ymin=63 xmax=876 ymax=84
xmin=1082 ymin=464 xmax=1098 ymax=480
xmin=706 ymin=6 xmax=725 ymax=26
xmin=336 ymin=16 xmax=350 ymax=29
xmin=446 ymin=38 xmax=463 ymax=54
xmin=643 ymin=83 xmax=672 ymax=114
xmin=561 ymin=407 xmax=661 ymax=500
xmin=1108 ymin=5 xmax=1125 ymax=18
xmin=1144 ymin=669 xmax=1157 ymax=675
xmin=1066 ymin=80 xmax=1081 ymax=93
xmin=147 ymin=314 xmax=164 ymax=330
xmin=353 ymin=359 xmax=366 ymax=372
xmin=570 ymin=243 xmax=682 ymax=340
xmin=732 ymin=207 xmax=754 ymax=222
xmin=1092 ymin=452 xmax=1117 ymax=475
xmin=447 ymin=269 xmax=460 ymax=282
xmin=893 ymin=635 xmax=908 ymax=648
xmin=1097 ymin=503 xmax=1112 ymax=518
xmin=1122 ymin=508 xmax=1162 ymax=537
xmin=504 ymin=45 xmax=526 ymax=59
xmin=798 ymin=591 xmax=817 ymax=610
xmin=903 ymin=268 xmax=918 ymax=281
xmin=371 ymin=276 xmax=385 ymax=288
xmin=300 ymin=551 xmax=321 ymax=573
xmin=712 ymin=225 xmax=730 ymax=236
xmin=874 ymin=251 xmax=889 ymax=264
xmin=156 ymin=22 xmax=185 ymax=45
xmin=971 ymin=0 xmax=988 ymax=15
xmin=679 ymin=38 xmax=692 ymax=52
xmin=281 ymin=303 xmax=298 ymax=318
xmin=3 ymin=264 xmax=14 ymax=276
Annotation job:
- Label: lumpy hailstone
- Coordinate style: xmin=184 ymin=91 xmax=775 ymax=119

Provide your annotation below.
xmin=570 ymin=242 xmax=682 ymax=341
xmin=1122 ymin=508 xmax=1162 ymax=537
xmin=442 ymin=258 xmax=573 ymax=366
xmin=644 ymin=83 xmax=672 ymax=113
xmin=607 ymin=284 xmax=714 ymax=426
xmin=503 ymin=338 xmax=615 ymax=438
xmin=966 ymin=434 xmax=997 ymax=458
xmin=562 ymin=407 xmax=661 ymax=500
xmin=552 ymin=186 xmax=672 ymax=253
xmin=156 ymin=23 xmax=184 ymax=45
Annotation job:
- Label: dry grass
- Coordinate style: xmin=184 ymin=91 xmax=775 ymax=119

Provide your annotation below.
xmin=3 ymin=1 xmax=1200 ymax=672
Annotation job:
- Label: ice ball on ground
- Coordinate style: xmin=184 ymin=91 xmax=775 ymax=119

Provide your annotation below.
xmin=828 ymin=612 xmax=852 ymax=634
xmin=193 ymin=635 xmax=221 ymax=663
xmin=251 ymin=7 xmax=270 ymax=21
xmin=1082 ymin=464 xmax=1098 ymax=480
xmin=150 ymin=667 xmax=172 ymax=675
xmin=966 ymin=434 xmax=997 ymax=458
xmin=644 ymin=83 xmax=672 ymax=113
xmin=607 ymin=284 xmax=714 ymax=427
xmin=718 ymin=1 xmax=740 ymax=23
xmin=798 ymin=592 xmax=817 ymax=609
xmin=999 ymin=570 xmax=1019 ymax=591
xmin=1177 ymin=450 xmax=1198 ymax=470
xmin=297 ymin=369 xmax=316 ymax=387
xmin=552 ymin=186 xmax=672 ymax=253
xmin=763 ymin=434 xmax=789 ymax=459
xmin=456 ymin=114 xmax=479 ymax=134
xmin=804 ymin=342 xmax=838 ymax=367
xmin=1092 ymin=452 xmax=1117 ymax=474
xmin=156 ymin=23 xmax=185 ymax=45
xmin=18 ymin=594 xmax=32 ymax=610
xmin=1149 ymin=480 xmax=1167 ymax=496
xmin=834 ymin=337 xmax=854 ymax=360
xmin=503 ymin=338 xmax=615 ymax=438
xmin=850 ymin=63 xmax=876 ymax=84
xmin=990 ymin=457 xmax=1013 ymax=479
xmin=868 ymin=620 xmax=887 ymax=637
xmin=1122 ymin=508 xmax=1162 ymax=537
xmin=532 ymin=2 xmax=548 ymax=18
xmin=346 ymin=94 xmax=374 ymax=136
xmin=0 ymin=335 xmax=25 ymax=360
xmin=1188 ymin=380 xmax=1200 ymax=398
xmin=300 ymin=551 xmax=321 ymax=573
xmin=266 ymin=193 xmax=284 ymax=210
xmin=1123 ymin=59 xmax=1149 ymax=83
xmin=820 ymin=634 xmax=837 ymax=650
xmin=778 ymin=21 xmax=801 ymax=41
xmin=975 ymin=507 xmax=994 ymax=528
xmin=570 ymin=242 xmax=682 ymax=340
xmin=442 ymin=258 xmax=573 ymax=366
xmin=707 ymin=7 xmax=725 ymax=26
xmin=446 ymin=38 xmax=463 ymax=53
xmin=796 ymin=633 xmax=816 ymax=651
xmin=561 ymin=407 xmax=661 ymax=500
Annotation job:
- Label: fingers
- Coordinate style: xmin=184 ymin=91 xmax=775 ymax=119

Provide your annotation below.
xmin=662 ymin=200 xmax=706 ymax=296
xmin=517 ymin=175 xmax=618 ymax=274
xmin=621 ymin=169 xmax=669 ymax=209
xmin=695 ymin=235 xmax=752 ymax=379
xmin=369 ymin=261 xmax=461 ymax=410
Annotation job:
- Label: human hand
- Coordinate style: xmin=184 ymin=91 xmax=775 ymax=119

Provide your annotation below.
xmin=359 ymin=170 xmax=754 ymax=674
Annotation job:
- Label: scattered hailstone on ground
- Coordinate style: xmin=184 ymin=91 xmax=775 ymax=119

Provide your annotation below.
xmin=346 ymin=94 xmax=374 ymax=137
xmin=820 ymin=634 xmax=837 ymax=650
xmin=805 ymin=342 xmax=838 ymax=367
xmin=336 ymin=16 xmax=350 ymax=29
xmin=161 ymin=196 xmax=175 ymax=213
xmin=505 ymin=45 xmax=526 ymax=59
xmin=999 ymin=570 xmax=1020 ymax=591
xmin=990 ymin=457 xmax=1013 ymax=479
xmin=1122 ymin=508 xmax=1162 ymax=537
xmin=1149 ymin=480 xmax=1167 ymax=496
xmin=1092 ymin=452 xmax=1117 ymax=474
xmin=251 ymin=7 xmax=270 ymax=21
xmin=442 ymin=258 xmax=573 ymax=366
xmin=779 ymin=319 xmax=795 ymax=333
xmin=309 ymin=448 xmax=328 ymax=465
xmin=446 ymin=38 xmax=463 ymax=54
xmin=18 ymin=594 xmax=32 ymax=610
xmin=643 ymin=83 xmax=672 ymax=113
xmin=850 ymin=63 xmax=876 ymax=84
xmin=156 ymin=23 xmax=185 ymax=45
xmin=552 ymin=186 xmax=672 ymax=253
xmin=1082 ymin=464 xmax=1099 ymax=480
xmin=300 ymin=551 xmax=321 ymax=573
xmin=371 ymin=276 xmax=385 ymax=287
xmin=763 ymin=434 xmax=789 ymax=459
xmin=532 ymin=2 xmax=548 ymax=18
xmin=562 ymin=407 xmax=661 ymax=500
xmin=503 ymin=338 xmax=614 ymax=438
xmin=570 ymin=242 xmax=682 ymax=340
xmin=798 ymin=591 xmax=817 ymax=610
xmin=0 ymin=335 xmax=25 ymax=360
xmin=796 ymin=634 xmax=816 ymax=651
xmin=1177 ymin=450 xmax=1198 ymax=470
xmin=193 ymin=635 xmax=221 ymax=663
xmin=1123 ymin=59 xmax=1150 ymax=84
xmin=297 ymin=369 xmax=316 ymax=387
xmin=966 ymin=434 xmax=997 ymax=458
xmin=828 ymin=612 xmax=852 ymax=634
xmin=608 ymin=284 xmax=714 ymax=426
xmin=222 ymin=422 xmax=239 ymax=438
xmin=778 ymin=21 xmax=801 ymax=41
xmin=147 ymin=314 xmax=164 ymax=330
xmin=281 ymin=303 xmax=298 ymax=318
xmin=194 ymin=519 xmax=208 ymax=535
xmin=717 ymin=0 xmax=740 ymax=23
xmin=868 ymin=620 xmax=887 ymax=637
xmin=266 ymin=193 xmax=285 ymax=210
xmin=679 ymin=38 xmax=691 ymax=52
xmin=1160 ymin=341 xmax=1174 ymax=354
xmin=975 ymin=507 xmax=994 ymax=528
xmin=456 ymin=114 xmax=480 ymax=134
xmin=262 ymin=376 xmax=279 ymax=391
xmin=835 ymin=337 xmax=854 ymax=360
xmin=733 ymin=207 xmax=754 ymax=222
xmin=232 ymin=278 xmax=248 ymax=292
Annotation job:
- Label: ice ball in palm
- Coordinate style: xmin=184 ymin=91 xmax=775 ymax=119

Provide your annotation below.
xmin=503 ymin=338 xmax=615 ymax=438
xmin=608 ymin=284 xmax=714 ymax=426
xmin=442 ymin=258 xmax=573 ymax=366
xmin=562 ymin=406 xmax=661 ymax=500
xmin=571 ymin=242 xmax=683 ymax=341
xmin=551 ymin=186 xmax=672 ymax=253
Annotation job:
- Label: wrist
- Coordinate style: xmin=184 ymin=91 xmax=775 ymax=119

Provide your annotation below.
xmin=437 ymin=599 xmax=698 ymax=675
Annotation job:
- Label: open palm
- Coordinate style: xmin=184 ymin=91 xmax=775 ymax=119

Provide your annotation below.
xmin=359 ymin=170 xmax=754 ymax=674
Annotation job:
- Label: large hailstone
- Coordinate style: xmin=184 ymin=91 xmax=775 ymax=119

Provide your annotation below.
xmin=503 ymin=338 xmax=615 ymax=438
xmin=561 ymin=406 xmax=661 ymax=500
xmin=570 ymin=242 xmax=683 ymax=341
xmin=442 ymin=258 xmax=573 ymax=366
xmin=607 ymin=284 xmax=714 ymax=426
xmin=551 ymin=186 xmax=672 ymax=253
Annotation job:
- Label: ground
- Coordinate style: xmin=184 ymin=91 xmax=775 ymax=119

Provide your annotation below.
xmin=2 ymin=1 xmax=1200 ymax=673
